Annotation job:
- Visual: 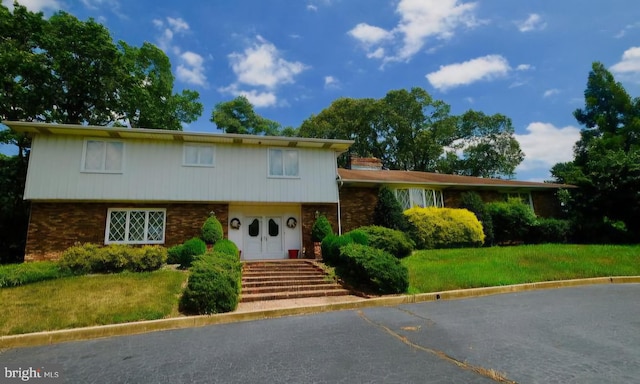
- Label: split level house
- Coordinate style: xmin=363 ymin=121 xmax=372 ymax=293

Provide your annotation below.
xmin=5 ymin=121 xmax=570 ymax=262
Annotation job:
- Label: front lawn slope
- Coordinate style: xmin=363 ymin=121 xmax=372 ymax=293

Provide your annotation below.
xmin=402 ymin=244 xmax=640 ymax=294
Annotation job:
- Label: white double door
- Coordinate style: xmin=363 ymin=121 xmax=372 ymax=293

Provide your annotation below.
xmin=243 ymin=216 xmax=283 ymax=260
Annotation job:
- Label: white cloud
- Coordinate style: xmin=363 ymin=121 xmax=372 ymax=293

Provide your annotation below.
xmin=543 ymin=89 xmax=560 ymax=98
xmin=176 ymin=51 xmax=206 ymax=86
xmin=367 ymin=47 xmax=385 ymax=59
xmin=153 ymin=17 xmax=190 ymax=53
xmin=307 ymin=4 xmax=318 ymax=11
xmin=167 ymin=17 xmax=189 ymax=33
xmin=324 ymin=75 xmax=340 ymax=89
xmin=426 ymin=54 xmax=510 ymax=91
xmin=516 ymin=13 xmax=546 ymax=32
xmin=2 ymin=0 xmax=61 ymax=11
xmin=228 ymin=36 xmax=308 ymax=88
xmin=348 ymin=0 xmax=480 ymax=63
xmin=218 ymin=84 xmax=277 ymax=108
xmin=348 ymin=23 xmax=393 ymax=46
xmin=515 ymin=122 xmax=580 ymax=172
xmin=516 ymin=64 xmax=532 ymax=71
xmin=610 ymin=47 xmax=640 ymax=74
xmin=614 ymin=22 xmax=640 ymax=38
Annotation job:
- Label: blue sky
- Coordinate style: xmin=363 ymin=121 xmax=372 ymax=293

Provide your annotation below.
xmin=3 ymin=0 xmax=640 ymax=181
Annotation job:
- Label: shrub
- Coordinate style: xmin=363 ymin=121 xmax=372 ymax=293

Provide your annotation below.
xmin=486 ymin=199 xmax=536 ymax=244
xmin=527 ymin=218 xmax=571 ymax=244
xmin=59 ymin=243 xmax=101 ymax=274
xmin=179 ymin=251 xmax=241 ymax=315
xmin=373 ymin=186 xmax=411 ymax=231
xmin=201 ymin=215 xmax=224 ymax=245
xmin=459 ymin=192 xmax=494 ymax=247
xmin=179 ymin=237 xmax=207 ymax=269
xmin=94 ymin=244 xmax=130 ymax=273
xmin=311 ymin=215 xmax=333 ymax=242
xmin=213 ymin=239 xmax=239 ymax=258
xmin=405 ymin=207 xmax=485 ymax=249
xmin=357 ymin=225 xmax=415 ymax=258
xmin=167 ymin=245 xmax=183 ymax=264
xmin=128 ymin=246 xmax=167 ymax=272
xmin=0 ymin=262 xmax=67 ymax=288
xmin=321 ymin=231 xmax=368 ymax=266
xmin=338 ymin=243 xmax=409 ymax=294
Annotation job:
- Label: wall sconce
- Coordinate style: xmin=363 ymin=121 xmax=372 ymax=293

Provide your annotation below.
xmin=314 ymin=210 xmax=320 ymax=219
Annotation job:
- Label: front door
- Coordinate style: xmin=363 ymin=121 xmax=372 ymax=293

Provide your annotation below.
xmin=243 ymin=216 xmax=283 ymax=260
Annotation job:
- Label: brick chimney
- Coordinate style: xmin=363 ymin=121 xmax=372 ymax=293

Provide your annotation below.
xmin=350 ymin=156 xmax=383 ymax=171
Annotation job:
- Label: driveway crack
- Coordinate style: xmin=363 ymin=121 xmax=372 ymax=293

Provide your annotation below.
xmin=357 ymin=310 xmax=517 ymax=384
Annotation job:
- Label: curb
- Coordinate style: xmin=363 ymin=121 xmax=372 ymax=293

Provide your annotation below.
xmin=2 ymin=276 xmax=639 ymax=349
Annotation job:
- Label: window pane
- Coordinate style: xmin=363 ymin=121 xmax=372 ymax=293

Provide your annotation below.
xmin=284 ymin=150 xmax=298 ymax=176
xmin=147 ymin=211 xmax=165 ymax=241
xmin=199 ymin=146 xmax=214 ymax=165
xmin=184 ymin=146 xmax=198 ymax=164
xmin=128 ymin=211 xmax=146 ymax=241
xmin=108 ymin=211 xmax=127 ymax=241
xmin=105 ymin=142 xmax=123 ymax=171
xmin=248 ymin=219 xmax=260 ymax=237
xmin=85 ymin=140 xmax=104 ymax=170
xmin=268 ymin=219 xmax=279 ymax=237
xmin=410 ymin=188 xmax=424 ymax=207
xmin=269 ymin=149 xmax=283 ymax=176
xmin=424 ymin=189 xmax=435 ymax=207
xmin=395 ymin=189 xmax=410 ymax=210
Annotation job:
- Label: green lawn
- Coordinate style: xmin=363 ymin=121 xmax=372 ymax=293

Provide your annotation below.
xmin=402 ymin=244 xmax=640 ymax=294
xmin=0 ymin=269 xmax=188 ymax=336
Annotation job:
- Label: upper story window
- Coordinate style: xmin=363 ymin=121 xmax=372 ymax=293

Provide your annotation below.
xmin=269 ymin=148 xmax=299 ymax=177
xmin=82 ymin=139 xmax=124 ymax=173
xmin=394 ymin=188 xmax=444 ymax=210
xmin=184 ymin=143 xmax=215 ymax=167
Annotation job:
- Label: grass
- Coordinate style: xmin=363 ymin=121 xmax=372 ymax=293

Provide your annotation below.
xmin=402 ymin=244 xmax=640 ymax=294
xmin=0 ymin=261 xmax=68 ymax=288
xmin=0 ymin=269 xmax=188 ymax=336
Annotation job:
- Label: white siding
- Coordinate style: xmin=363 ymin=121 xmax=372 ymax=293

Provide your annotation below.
xmin=25 ymin=135 xmax=340 ymax=203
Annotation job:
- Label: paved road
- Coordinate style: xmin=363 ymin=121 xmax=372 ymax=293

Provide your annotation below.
xmin=2 ymin=284 xmax=639 ymax=383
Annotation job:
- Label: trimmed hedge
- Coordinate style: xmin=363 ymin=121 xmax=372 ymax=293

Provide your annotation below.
xmin=201 ymin=216 xmax=224 ymax=245
xmin=405 ymin=207 xmax=485 ymax=249
xmin=527 ymin=218 xmax=571 ymax=244
xmin=0 ymin=262 xmax=67 ymax=288
xmin=486 ymin=199 xmax=536 ymax=244
xmin=178 ymin=238 xmax=207 ymax=269
xmin=179 ymin=250 xmax=242 ymax=315
xmin=59 ymin=243 xmax=168 ymax=274
xmin=357 ymin=225 xmax=415 ymax=258
xmin=321 ymin=230 xmax=368 ymax=266
xmin=459 ymin=191 xmax=494 ymax=247
xmin=213 ymin=239 xmax=240 ymax=258
xmin=338 ymin=243 xmax=409 ymax=294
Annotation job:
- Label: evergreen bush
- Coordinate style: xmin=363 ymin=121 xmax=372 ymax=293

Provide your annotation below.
xmin=167 ymin=244 xmax=183 ymax=264
xmin=405 ymin=207 xmax=485 ymax=249
xmin=311 ymin=215 xmax=334 ymax=242
xmin=179 ymin=251 xmax=241 ymax=315
xmin=128 ymin=246 xmax=167 ymax=272
xmin=201 ymin=215 xmax=224 ymax=245
xmin=179 ymin=238 xmax=207 ymax=269
xmin=212 ymin=239 xmax=240 ymax=258
xmin=459 ymin=192 xmax=494 ymax=246
xmin=321 ymin=231 xmax=368 ymax=266
xmin=0 ymin=262 xmax=67 ymax=288
xmin=527 ymin=218 xmax=571 ymax=244
xmin=338 ymin=243 xmax=409 ymax=294
xmin=357 ymin=225 xmax=415 ymax=258
xmin=373 ymin=186 xmax=410 ymax=231
xmin=486 ymin=199 xmax=536 ymax=244
xmin=59 ymin=243 xmax=100 ymax=274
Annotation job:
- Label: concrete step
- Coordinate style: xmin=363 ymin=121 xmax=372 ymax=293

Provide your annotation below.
xmin=240 ymin=288 xmax=352 ymax=303
xmin=242 ymin=278 xmax=329 ymax=288
xmin=242 ymin=270 xmax=323 ymax=277
xmin=242 ymin=275 xmax=328 ymax=283
xmin=242 ymin=283 xmax=345 ymax=295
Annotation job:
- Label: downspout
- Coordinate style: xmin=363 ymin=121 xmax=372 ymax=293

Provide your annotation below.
xmin=336 ymin=173 xmax=343 ymax=235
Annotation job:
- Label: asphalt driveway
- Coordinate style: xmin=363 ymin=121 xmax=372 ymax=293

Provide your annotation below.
xmin=1 ymin=284 xmax=638 ymax=383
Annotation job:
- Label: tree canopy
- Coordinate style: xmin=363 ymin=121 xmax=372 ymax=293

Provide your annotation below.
xmin=211 ymin=96 xmax=281 ymax=135
xmin=298 ymin=87 xmax=523 ymax=178
xmin=551 ymin=62 xmax=640 ymax=242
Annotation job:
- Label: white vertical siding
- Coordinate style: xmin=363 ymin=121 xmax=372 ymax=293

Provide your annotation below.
xmin=25 ymin=135 xmax=340 ymax=203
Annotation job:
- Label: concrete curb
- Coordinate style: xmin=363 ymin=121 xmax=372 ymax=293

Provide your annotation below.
xmin=2 ymin=276 xmax=639 ymax=349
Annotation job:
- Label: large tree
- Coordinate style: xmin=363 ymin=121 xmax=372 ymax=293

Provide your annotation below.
xmin=298 ymin=87 xmax=523 ymax=177
xmin=551 ymin=62 xmax=640 ymax=242
xmin=210 ymin=96 xmax=281 ymax=135
xmin=0 ymin=3 xmax=204 ymax=261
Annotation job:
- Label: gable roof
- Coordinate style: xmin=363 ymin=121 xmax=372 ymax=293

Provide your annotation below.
xmin=3 ymin=121 xmax=354 ymax=152
xmin=337 ymin=168 xmax=573 ymax=190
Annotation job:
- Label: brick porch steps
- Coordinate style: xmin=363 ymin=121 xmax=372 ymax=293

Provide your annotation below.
xmin=241 ymin=260 xmax=351 ymax=303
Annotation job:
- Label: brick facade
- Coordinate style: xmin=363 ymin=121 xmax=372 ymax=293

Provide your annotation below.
xmin=25 ymin=202 xmax=228 ymax=262
xmin=338 ymin=186 xmax=378 ymax=233
xmin=301 ymin=204 xmax=338 ymax=259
